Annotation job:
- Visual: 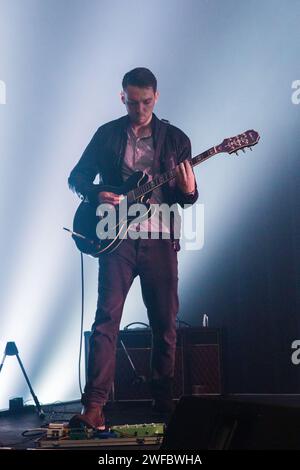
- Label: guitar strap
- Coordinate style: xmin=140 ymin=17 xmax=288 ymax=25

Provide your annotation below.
xmin=153 ymin=118 xmax=169 ymax=174
xmin=152 ymin=118 xmax=178 ymax=250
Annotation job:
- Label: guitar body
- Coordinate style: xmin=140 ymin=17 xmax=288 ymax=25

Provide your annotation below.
xmin=68 ymin=129 xmax=260 ymax=257
xmin=72 ymin=171 xmax=152 ymax=256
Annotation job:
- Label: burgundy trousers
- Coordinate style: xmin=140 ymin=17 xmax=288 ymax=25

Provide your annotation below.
xmin=82 ymin=237 xmax=179 ymax=405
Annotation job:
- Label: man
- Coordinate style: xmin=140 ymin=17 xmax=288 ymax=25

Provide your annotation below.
xmin=68 ymin=68 xmax=198 ymax=430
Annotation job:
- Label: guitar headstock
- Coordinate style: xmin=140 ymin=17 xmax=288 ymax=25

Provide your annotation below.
xmin=218 ymin=130 xmax=260 ymax=155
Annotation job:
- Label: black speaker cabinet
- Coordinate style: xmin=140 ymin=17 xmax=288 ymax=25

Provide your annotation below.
xmin=84 ymin=327 xmax=222 ymax=401
xmin=162 ymin=396 xmax=300 ymax=449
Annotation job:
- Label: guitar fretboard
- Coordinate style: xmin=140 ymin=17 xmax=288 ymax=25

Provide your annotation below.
xmin=131 ymin=146 xmax=218 ymax=200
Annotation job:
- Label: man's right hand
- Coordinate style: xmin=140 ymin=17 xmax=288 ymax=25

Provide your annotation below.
xmin=97 ymin=191 xmax=124 ymax=206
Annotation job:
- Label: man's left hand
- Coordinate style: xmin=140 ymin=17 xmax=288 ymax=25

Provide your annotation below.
xmin=175 ymin=160 xmax=196 ymax=194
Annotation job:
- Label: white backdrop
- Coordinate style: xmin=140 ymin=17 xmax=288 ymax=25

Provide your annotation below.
xmin=0 ymin=0 xmax=299 ymax=408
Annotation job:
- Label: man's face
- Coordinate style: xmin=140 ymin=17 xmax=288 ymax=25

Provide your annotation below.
xmin=121 ymin=85 xmax=159 ymax=125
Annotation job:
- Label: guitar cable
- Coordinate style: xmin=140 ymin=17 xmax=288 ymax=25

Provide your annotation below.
xmin=78 ymin=251 xmax=84 ymax=397
xmin=63 ymin=227 xmax=85 ymax=396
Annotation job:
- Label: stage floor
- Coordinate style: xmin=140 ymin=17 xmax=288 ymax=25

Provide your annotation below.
xmin=1 ymin=394 xmax=300 ymax=450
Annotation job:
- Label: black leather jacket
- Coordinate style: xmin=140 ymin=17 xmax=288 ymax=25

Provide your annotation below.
xmin=68 ymin=113 xmax=199 ymax=247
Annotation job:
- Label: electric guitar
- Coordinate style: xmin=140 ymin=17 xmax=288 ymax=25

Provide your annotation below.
xmin=65 ymin=130 xmax=260 ymax=256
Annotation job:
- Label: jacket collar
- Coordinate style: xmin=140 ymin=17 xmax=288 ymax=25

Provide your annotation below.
xmin=116 ymin=113 xmax=167 ymax=176
xmin=119 ymin=112 xmax=162 ymax=149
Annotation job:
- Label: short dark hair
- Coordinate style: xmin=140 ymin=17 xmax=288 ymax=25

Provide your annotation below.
xmin=122 ymin=67 xmax=157 ymax=93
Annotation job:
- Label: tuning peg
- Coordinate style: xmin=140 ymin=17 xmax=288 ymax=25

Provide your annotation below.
xmin=249 ymin=147 xmax=253 ymax=151
xmin=242 ymin=148 xmax=246 ymax=153
xmin=235 ymin=152 xmax=239 ymax=156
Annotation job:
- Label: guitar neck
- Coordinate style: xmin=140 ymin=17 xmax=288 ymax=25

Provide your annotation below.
xmin=133 ymin=146 xmax=219 ymax=199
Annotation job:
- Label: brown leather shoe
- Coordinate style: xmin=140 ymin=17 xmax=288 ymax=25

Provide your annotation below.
xmin=69 ymin=403 xmax=106 ymax=430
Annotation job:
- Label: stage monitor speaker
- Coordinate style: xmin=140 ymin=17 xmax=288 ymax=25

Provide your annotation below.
xmin=162 ymin=396 xmax=300 ymax=450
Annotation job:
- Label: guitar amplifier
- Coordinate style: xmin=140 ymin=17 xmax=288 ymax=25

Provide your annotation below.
xmin=84 ymin=327 xmax=222 ymax=401
xmin=182 ymin=328 xmax=223 ymax=395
